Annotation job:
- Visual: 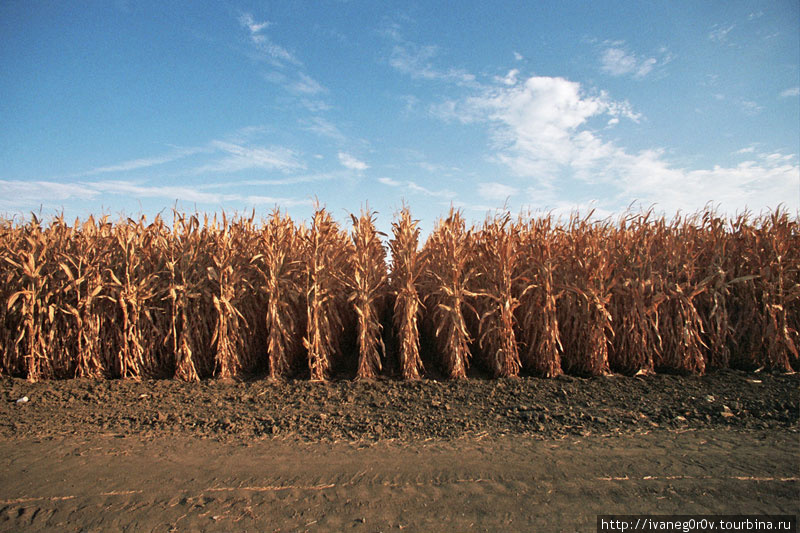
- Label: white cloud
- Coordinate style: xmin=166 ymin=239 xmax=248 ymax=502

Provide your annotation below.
xmin=90 ymin=181 xmax=232 ymax=204
xmin=76 ymin=147 xmax=204 ymax=176
xmin=201 ymin=171 xmax=341 ymax=188
xmin=513 ymin=51 xmax=524 ymax=61
xmin=302 ymin=117 xmax=346 ymax=142
xmin=714 ymin=93 xmax=765 ymax=115
xmin=196 ymin=141 xmax=305 ymax=174
xmin=780 ymin=87 xmax=800 ymax=98
xmin=0 ymin=180 xmax=99 ymax=204
xmin=600 ymin=47 xmax=657 ymax=78
xmin=477 ymin=182 xmax=519 ymax=201
xmin=739 ymin=99 xmax=763 ymax=115
xmin=460 ymin=76 xmax=633 ymax=179
xmin=384 ymin=29 xmax=475 ymax=86
xmin=243 ymin=195 xmax=312 ymax=207
xmin=389 ymin=44 xmax=475 ymax=85
xmin=708 ymin=24 xmax=735 ymax=44
xmin=498 ymin=69 xmax=519 ymax=86
xmin=263 ymin=68 xmax=328 ymax=98
xmin=239 ymin=13 xmax=300 ymax=67
xmin=338 ymin=152 xmax=369 ymax=171
xmin=447 ymin=74 xmax=799 ymax=215
xmin=378 ymin=177 xmax=455 ymax=198
xmin=290 ymin=73 xmax=326 ymax=95
xmin=239 ymin=13 xmax=270 ymax=34
xmin=299 ymin=99 xmax=332 ymax=113
xmin=62 ymin=134 xmax=305 ymax=180
xmin=377 ymin=177 xmax=401 ymax=187
xmin=0 ymin=179 xmax=310 ymax=212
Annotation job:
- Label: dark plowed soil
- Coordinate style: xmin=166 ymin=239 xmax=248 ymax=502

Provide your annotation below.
xmin=0 ymin=370 xmax=798 ymax=532
xmin=1 ymin=369 xmax=797 ymax=442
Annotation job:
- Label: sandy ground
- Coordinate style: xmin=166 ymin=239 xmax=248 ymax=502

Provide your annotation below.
xmin=0 ymin=370 xmax=797 ymax=532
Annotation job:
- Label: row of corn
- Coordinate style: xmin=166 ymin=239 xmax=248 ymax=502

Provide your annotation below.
xmin=0 ymin=206 xmax=797 ymax=382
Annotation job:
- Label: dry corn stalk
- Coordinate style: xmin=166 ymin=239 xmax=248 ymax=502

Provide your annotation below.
xmin=206 ymin=212 xmax=262 ymax=379
xmin=347 ymin=209 xmax=388 ymax=379
xmin=388 ymin=207 xmax=425 ymax=380
xmin=652 ymin=215 xmax=708 ymax=374
xmin=253 ymin=209 xmax=304 ymax=379
xmin=302 ymin=207 xmax=350 ymax=381
xmin=557 ymin=213 xmax=613 ymax=376
xmin=516 ymin=214 xmax=563 ymax=377
xmin=608 ymin=210 xmax=663 ymax=374
xmin=472 ymin=212 xmax=524 ymax=377
xmin=0 ymin=206 xmax=796 ymax=381
xmin=57 ymin=215 xmax=110 ymax=378
xmin=4 ymin=215 xmax=54 ymax=381
xmin=728 ymin=209 xmax=799 ymax=370
xmin=422 ymin=208 xmax=477 ymax=379
xmin=163 ymin=212 xmax=215 ymax=381
xmin=103 ymin=216 xmax=167 ymax=379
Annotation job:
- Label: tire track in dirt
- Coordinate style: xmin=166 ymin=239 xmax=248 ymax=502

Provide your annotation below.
xmin=1 ymin=429 xmax=797 ymax=532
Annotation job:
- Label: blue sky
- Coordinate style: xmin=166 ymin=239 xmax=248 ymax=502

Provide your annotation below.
xmin=1 ymin=1 xmax=798 ymax=234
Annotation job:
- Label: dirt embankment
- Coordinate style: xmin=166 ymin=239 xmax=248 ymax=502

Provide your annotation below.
xmin=0 ymin=370 xmax=797 ymax=532
xmin=1 ymin=369 xmax=797 ymax=442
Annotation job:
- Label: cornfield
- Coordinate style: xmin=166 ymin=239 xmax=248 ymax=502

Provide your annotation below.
xmin=0 ymin=206 xmax=797 ymax=382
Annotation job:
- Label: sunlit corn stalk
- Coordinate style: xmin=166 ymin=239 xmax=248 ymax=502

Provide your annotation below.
xmin=515 ymin=215 xmax=563 ymax=377
xmin=473 ymin=212 xmax=524 ymax=378
xmin=388 ymin=207 xmax=425 ymax=380
xmin=206 ymin=212 xmax=259 ymax=379
xmin=729 ymin=209 xmax=799 ymax=370
xmin=758 ymin=209 xmax=798 ymax=370
xmin=54 ymin=216 xmax=109 ymax=378
xmin=607 ymin=210 xmax=664 ymax=375
xmin=232 ymin=214 xmax=265 ymax=375
xmin=653 ymin=215 xmax=708 ymax=374
xmin=3 ymin=215 xmax=53 ymax=381
xmin=422 ymin=208 xmax=477 ymax=379
xmin=0 ymin=219 xmax=19 ymax=376
xmin=558 ymin=213 xmax=613 ymax=376
xmin=163 ymin=212 xmax=214 ymax=381
xmin=103 ymin=216 xmax=166 ymax=379
xmin=30 ymin=216 xmax=75 ymax=378
xmin=303 ymin=207 xmax=349 ymax=381
xmin=346 ymin=209 xmax=388 ymax=379
xmin=693 ymin=209 xmax=738 ymax=369
xmin=253 ymin=208 xmax=304 ymax=380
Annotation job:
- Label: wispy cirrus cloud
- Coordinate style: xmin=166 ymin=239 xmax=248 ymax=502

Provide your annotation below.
xmin=73 ymin=147 xmax=206 ymax=177
xmin=239 ymin=13 xmax=300 ymax=67
xmin=0 ymin=180 xmax=100 ymax=204
xmin=239 ymin=12 xmax=329 ymax=102
xmin=597 ymin=42 xmax=671 ymax=79
xmin=477 ymin=182 xmax=519 ymax=201
xmin=601 ymin=47 xmax=656 ymax=78
xmin=0 ymin=179 xmax=310 ymax=212
xmin=383 ymin=26 xmax=475 ymax=86
xmin=780 ymin=86 xmax=800 ymax=98
xmin=708 ymin=23 xmax=736 ymax=44
xmin=711 ymin=93 xmax=764 ymax=115
xmin=338 ymin=152 xmax=369 ymax=171
xmin=194 ymin=141 xmax=305 ymax=174
xmin=378 ymin=177 xmax=455 ymax=199
xmin=63 ymin=133 xmax=306 ymax=181
xmin=263 ymin=71 xmax=327 ymax=96
xmin=302 ymin=117 xmax=347 ymax=143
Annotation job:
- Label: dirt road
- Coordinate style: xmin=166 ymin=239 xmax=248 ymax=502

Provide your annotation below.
xmin=1 ymin=370 xmax=797 ymax=532
xmin=1 ymin=430 xmax=797 ymax=532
